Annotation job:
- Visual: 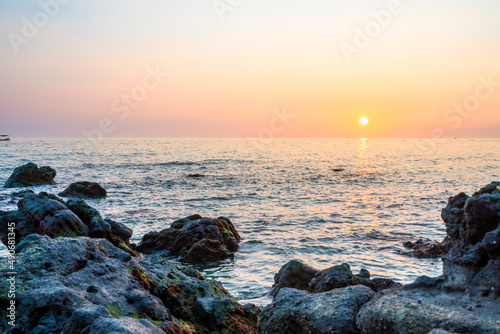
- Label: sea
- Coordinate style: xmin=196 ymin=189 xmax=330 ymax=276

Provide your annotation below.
xmin=0 ymin=138 xmax=499 ymax=300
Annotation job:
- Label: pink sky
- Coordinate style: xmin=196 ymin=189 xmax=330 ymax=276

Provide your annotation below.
xmin=0 ymin=0 xmax=499 ymax=138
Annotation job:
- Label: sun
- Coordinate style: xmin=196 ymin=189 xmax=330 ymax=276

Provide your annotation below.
xmin=359 ymin=117 xmax=368 ymax=126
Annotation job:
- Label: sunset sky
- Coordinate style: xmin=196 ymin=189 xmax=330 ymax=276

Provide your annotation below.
xmin=0 ymin=0 xmax=499 ymax=138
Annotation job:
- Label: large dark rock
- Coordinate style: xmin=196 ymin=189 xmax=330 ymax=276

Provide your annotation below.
xmin=441 ymin=181 xmax=500 ymax=294
xmin=0 ymin=236 xmax=257 ymax=334
xmin=357 ymin=182 xmax=500 ymax=333
xmin=137 ymin=215 xmax=241 ymax=263
xmin=270 ymin=259 xmax=318 ymax=296
xmin=311 ymin=263 xmax=371 ymax=293
xmin=65 ymin=199 xmax=133 ymax=252
xmin=59 ymin=181 xmax=107 ymax=199
xmin=270 ymin=260 xmax=400 ymax=297
xmin=0 ymin=192 xmax=88 ymax=245
xmin=4 ymin=162 xmax=56 ymax=188
xmin=0 ymin=193 xmax=133 ymax=255
xmin=356 ymin=288 xmax=500 ymax=334
xmin=259 ymin=286 xmax=374 ymax=334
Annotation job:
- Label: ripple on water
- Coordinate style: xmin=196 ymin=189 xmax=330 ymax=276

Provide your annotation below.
xmin=0 ymin=139 xmax=498 ymax=299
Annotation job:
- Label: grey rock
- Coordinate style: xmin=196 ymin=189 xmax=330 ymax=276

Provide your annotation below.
xmin=270 ymin=259 xmax=318 ymax=296
xmin=137 ymin=215 xmax=241 ymax=263
xmin=403 ymin=238 xmax=445 ymax=258
xmin=0 ymin=236 xmax=256 ymax=334
xmin=65 ymin=198 xmax=134 ymax=251
xmin=81 ymin=317 xmax=165 ymax=334
xmin=13 ymin=192 xmax=88 ymax=241
xmin=311 ymin=263 xmax=371 ymax=293
xmin=259 ymin=286 xmax=374 ymax=334
xmin=4 ymin=162 xmax=56 ymax=188
xmin=59 ymin=181 xmax=107 ymax=199
xmin=0 ymin=193 xmax=134 ymax=255
xmin=356 ymin=288 xmax=500 ymax=334
xmin=357 ymin=183 xmax=500 ymax=333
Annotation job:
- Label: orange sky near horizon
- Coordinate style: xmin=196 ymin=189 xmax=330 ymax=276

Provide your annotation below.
xmin=0 ymin=0 xmax=499 ymax=138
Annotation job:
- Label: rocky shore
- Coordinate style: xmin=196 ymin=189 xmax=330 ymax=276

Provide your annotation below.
xmin=0 ymin=163 xmax=499 ymax=333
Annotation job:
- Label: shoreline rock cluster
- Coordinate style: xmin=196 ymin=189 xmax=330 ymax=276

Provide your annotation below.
xmin=0 ymin=163 xmax=498 ymax=333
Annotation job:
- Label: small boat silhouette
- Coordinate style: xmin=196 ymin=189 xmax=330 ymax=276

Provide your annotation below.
xmin=0 ymin=134 xmax=11 ymax=141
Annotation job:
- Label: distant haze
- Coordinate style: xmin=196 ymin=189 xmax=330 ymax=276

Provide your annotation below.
xmin=0 ymin=0 xmax=499 ymax=138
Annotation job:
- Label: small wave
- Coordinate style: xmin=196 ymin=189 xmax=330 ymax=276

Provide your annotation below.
xmin=185 ymin=196 xmax=231 ymax=202
xmin=365 ymin=230 xmax=401 ymax=241
xmin=156 ymin=161 xmax=195 ymax=166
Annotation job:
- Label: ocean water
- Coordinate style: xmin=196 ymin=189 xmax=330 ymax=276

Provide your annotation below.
xmin=0 ymin=138 xmax=499 ymax=300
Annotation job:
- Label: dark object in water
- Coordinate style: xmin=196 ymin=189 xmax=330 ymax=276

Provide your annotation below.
xmin=403 ymin=238 xmax=445 ymax=258
xmin=187 ymin=174 xmax=205 ymax=178
xmin=59 ymin=181 xmax=107 ymax=199
xmin=333 ymin=168 xmax=344 ymax=172
xmin=0 ymin=134 xmax=11 ymax=141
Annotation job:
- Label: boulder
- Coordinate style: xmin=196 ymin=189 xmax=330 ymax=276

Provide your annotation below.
xmin=65 ymin=199 xmax=133 ymax=251
xmin=4 ymin=162 xmax=56 ymax=188
xmin=259 ymin=286 xmax=374 ymax=334
xmin=0 ymin=192 xmax=88 ymax=245
xmin=59 ymin=181 xmax=107 ymax=199
xmin=0 ymin=193 xmax=134 ymax=255
xmin=311 ymin=263 xmax=371 ymax=293
xmin=137 ymin=215 xmax=241 ymax=263
xmin=356 ymin=288 xmax=500 ymax=334
xmin=441 ymin=181 xmax=500 ymax=295
xmin=357 ymin=182 xmax=500 ymax=333
xmin=0 ymin=236 xmax=257 ymax=334
xmin=270 ymin=260 xmax=400 ymax=297
xmin=269 ymin=259 xmax=318 ymax=296
xmin=403 ymin=238 xmax=445 ymax=258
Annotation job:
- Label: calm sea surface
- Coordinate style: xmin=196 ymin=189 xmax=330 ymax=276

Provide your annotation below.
xmin=0 ymin=138 xmax=499 ymax=300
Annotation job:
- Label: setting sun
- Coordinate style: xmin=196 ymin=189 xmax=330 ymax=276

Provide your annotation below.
xmin=359 ymin=117 xmax=369 ymax=126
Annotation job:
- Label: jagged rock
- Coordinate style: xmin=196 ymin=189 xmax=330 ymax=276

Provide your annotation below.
xmin=4 ymin=162 xmax=56 ymax=188
xmin=59 ymin=181 xmax=107 ymax=199
xmin=259 ymin=286 xmax=374 ymax=334
xmin=137 ymin=215 xmax=241 ymax=263
xmin=11 ymin=189 xmax=35 ymax=198
xmin=65 ymin=199 xmax=133 ymax=251
xmin=270 ymin=260 xmax=400 ymax=297
xmin=0 ymin=193 xmax=134 ymax=256
xmin=356 ymin=288 xmax=500 ymax=334
xmin=0 ymin=192 xmax=88 ymax=245
xmin=357 ymin=182 xmax=500 ymax=333
xmin=0 ymin=236 xmax=257 ymax=334
xmin=441 ymin=181 xmax=500 ymax=295
xmin=311 ymin=263 xmax=371 ymax=293
xmin=403 ymin=238 xmax=445 ymax=258
xmin=270 ymin=259 xmax=318 ymax=296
